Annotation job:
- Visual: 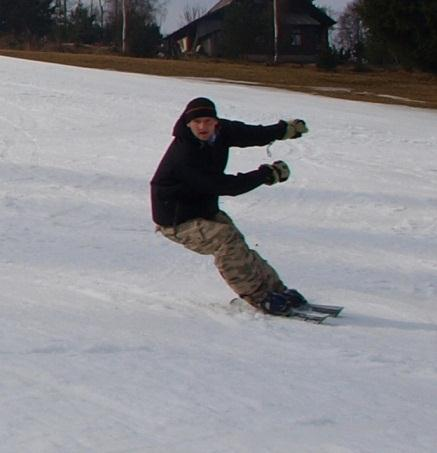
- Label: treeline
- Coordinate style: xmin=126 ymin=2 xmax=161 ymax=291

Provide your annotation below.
xmin=1 ymin=0 xmax=436 ymax=73
xmin=0 ymin=0 xmax=164 ymax=57
xmin=334 ymin=0 xmax=437 ymax=72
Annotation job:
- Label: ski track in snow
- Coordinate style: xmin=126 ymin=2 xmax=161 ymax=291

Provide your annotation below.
xmin=1 ymin=56 xmax=437 ymax=452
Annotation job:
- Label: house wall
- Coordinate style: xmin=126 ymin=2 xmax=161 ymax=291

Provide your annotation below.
xmin=279 ymin=24 xmax=321 ymax=55
xmin=164 ymin=0 xmax=333 ymax=62
xmin=199 ymin=36 xmax=215 ymax=56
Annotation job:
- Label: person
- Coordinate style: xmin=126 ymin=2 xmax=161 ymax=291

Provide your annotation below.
xmin=150 ymin=97 xmax=309 ymax=316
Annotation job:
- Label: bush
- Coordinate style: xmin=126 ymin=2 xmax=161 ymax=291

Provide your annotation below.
xmin=128 ymin=22 xmax=161 ymax=58
xmin=317 ymin=47 xmax=339 ymax=70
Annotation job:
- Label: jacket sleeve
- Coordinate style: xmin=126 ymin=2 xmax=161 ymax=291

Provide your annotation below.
xmin=223 ymin=119 xmax=287 ymax=148
xmin=176 ymin=163 xmax=271 ymax=197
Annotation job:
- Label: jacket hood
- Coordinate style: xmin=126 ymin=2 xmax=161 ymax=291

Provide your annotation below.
xmin=172 ymin=113 xmax=221 ymax=140
xmin=172 ymin=113 xmax=192 ymax=139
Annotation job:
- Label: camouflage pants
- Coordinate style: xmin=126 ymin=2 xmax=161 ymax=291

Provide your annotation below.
xmin=157 ymin=211 xmax=286 ymax=307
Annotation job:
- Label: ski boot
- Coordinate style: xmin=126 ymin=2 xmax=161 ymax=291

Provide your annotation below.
xmin=259 ymin=292 xmax=293 ymax=316
xmin=281 ymin=288 xmax=310 ymax=309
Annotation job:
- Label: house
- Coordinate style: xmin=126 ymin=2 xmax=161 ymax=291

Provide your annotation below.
xmin=163 ymin=0 xmax=335 ymax=63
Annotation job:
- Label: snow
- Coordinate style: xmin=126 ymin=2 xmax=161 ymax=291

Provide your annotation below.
xmin=1 ymin=55 xmax=436 ymax=452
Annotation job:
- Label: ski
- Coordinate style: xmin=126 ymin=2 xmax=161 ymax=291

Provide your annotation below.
xmin=285 ymin=307 xmax=330 ymax=324
xmin=305 ymin=303 xmax=344 ymax=318
xmin=229 ymin=298 xmax=331 ymax=324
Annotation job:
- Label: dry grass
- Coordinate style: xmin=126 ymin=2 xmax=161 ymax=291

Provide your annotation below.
xmin=2 ymin=49 xmax=437 ymax=109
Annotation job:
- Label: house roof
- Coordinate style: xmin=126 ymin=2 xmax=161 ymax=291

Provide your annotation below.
xmin=208 ymin=0 xmax=233 ymax=14
xmin=164 ymin=1 xmax=226 ymax=40
xmin=207 ymin=0 xmax=334 ymax=25
xmin=165 ymin=0 xmax=335 ymax=40
xmin=284 ymin=13 xmax=320 ymax=26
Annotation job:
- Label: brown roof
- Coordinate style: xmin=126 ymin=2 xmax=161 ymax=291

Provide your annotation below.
xmin=208 ymin=0 xmax=234 ymax=14
xmin=165 ymin=0 xmax=334 ymax=40
xmin=284 ymin=13 xmax=320 ymax=26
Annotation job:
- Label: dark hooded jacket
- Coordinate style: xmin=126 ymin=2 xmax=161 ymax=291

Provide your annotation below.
xmin=150 ymin=114 xmax=287 ymax=226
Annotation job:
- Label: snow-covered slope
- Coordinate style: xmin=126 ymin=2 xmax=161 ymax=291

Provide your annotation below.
xmin=1 ymin=56 xmax=436 ymax=452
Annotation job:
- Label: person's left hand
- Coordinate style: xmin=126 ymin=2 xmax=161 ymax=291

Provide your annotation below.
xmin=281 ymin=119 xmax=308 ymax=139
xmin=259 ymin=160 xmax=290 ymax=185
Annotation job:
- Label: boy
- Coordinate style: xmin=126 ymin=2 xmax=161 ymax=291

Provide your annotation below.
xmin=151 ymin=97 xmax=308 ymax=315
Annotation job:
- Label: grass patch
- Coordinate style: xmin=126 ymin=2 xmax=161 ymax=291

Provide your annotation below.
xmin=2 ymin=49 xmax=437 ymax=109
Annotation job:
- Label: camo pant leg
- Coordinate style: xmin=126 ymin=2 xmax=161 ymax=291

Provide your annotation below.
xmin=157 ymin=211 xmax=286 ymax=307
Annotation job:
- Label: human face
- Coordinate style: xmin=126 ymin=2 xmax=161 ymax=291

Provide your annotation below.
xmin=187 ymin=117 xmax=218 ymax=141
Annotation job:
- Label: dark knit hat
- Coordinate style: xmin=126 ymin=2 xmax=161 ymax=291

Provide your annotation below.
xmin=184 ymin=97 xmax=217 ymax=123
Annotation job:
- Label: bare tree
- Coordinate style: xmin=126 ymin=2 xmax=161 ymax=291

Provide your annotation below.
xmin=105 ymin=0 xmax=165 ymax=53
xmin=97 ymin=0 xmax=106 ymax=29
xmin=179 ymin=2 xmax=206 ymax=26
xmin=121 ymin=0 xmax=126 ymax=52
xmin=335 ymin=0 xmax=366 ymax=62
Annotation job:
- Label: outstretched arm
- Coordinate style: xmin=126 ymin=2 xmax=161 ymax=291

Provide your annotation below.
xmin=224 ymin=119 xmax=308 ymax=148
xmin=176 ymin=163 xmax=272 ymax=196
xmin=225 ymin=120 xmax=287 ymax=148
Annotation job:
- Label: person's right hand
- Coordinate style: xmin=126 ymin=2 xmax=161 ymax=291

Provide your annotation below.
xmin=281 ymin=119 xmax=308 ymax=139
xmin=260 ymin=160 xmax=290 ymax=185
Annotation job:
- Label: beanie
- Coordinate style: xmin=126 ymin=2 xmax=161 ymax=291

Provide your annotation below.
xmin=184 ymin=97 xmax=218 ymax=123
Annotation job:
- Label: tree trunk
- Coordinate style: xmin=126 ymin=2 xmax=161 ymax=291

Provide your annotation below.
xmin=98 ymin=0 xmax=104 ymax=30
xmin=122 ymin=0 xmax=128 ymax=54
xmin=63 ymin=0 xmax=68 ymax=36
xmin=273 ymin=0 xmax=279 ymax=64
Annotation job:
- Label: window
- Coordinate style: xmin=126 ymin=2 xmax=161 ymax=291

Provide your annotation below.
xmin=291 ymin=28 xmax=302 ymax=47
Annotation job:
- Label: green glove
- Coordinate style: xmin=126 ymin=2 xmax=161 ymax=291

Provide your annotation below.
xmin=281 ymin=119 xmax=308 ymax=139
xmin=260 ymin=160 xmax=290 ymax=185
